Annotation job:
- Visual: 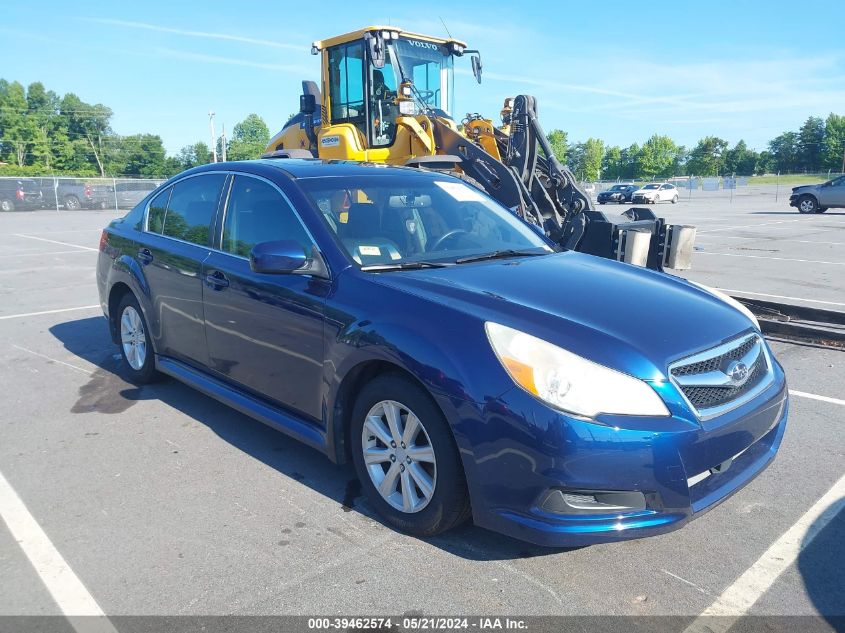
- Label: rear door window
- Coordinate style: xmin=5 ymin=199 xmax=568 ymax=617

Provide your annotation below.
xmin=160 ymin=174 xmax=227 ymax=246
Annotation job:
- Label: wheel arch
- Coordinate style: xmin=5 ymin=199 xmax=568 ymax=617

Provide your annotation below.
xmin=330 ymin=359 xmax=433 ymax=464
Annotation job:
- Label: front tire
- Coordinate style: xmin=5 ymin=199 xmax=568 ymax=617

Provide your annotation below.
xmin=115 ymin=293 xmax=158 ymax=384
xmin=351 ymin=373 xmax=470 ymax=536
xmin=798 ymin=195 xmax=818 ymax=214
xmin=64 ymin=195 xmax=81 ymax=210
xmin=671 ymin=195 xmax=679 ymax=204
xmin=653 ymin=194 xmax=660 ymax=204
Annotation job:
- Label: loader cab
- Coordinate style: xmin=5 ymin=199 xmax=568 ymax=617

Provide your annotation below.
xmin=317 ymin=27 xmax=464 ymax=154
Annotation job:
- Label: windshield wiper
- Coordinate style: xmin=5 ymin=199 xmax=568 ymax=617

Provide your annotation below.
xmin=361 ymin=261 xmax=453 ymax=272
xmin=455 ymin=249 xmax=550 ymax=264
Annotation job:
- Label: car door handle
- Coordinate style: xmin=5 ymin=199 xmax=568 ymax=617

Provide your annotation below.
xmin=205 ymin=271 xmax=229 ymax=289
xmin=137 ymin=248 xmax=153 ymax=264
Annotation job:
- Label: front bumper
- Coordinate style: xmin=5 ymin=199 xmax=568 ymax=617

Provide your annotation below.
xmin=458 ymin=359 xmax=788 ymax=547
xmin=789 ymin=195 xmax=799 ymax=207
xmin=633 ymin=195 xmax=655 ymax=204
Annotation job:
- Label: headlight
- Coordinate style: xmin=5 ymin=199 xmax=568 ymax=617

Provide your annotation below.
xmin=485 ymin=322 xmax=670 ymax=418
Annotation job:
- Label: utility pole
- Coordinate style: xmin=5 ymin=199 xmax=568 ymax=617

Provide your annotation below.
xmin=841 ymin=145 xmax=844 ymax=174
xmin=221 ymin=123 xmax=227 ymax=162
xmin=209 ymin=111 xmax=218 ymax=163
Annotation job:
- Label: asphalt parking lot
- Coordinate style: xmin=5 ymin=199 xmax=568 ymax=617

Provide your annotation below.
xmin=0 ymin=190 xmax=843 ymax=626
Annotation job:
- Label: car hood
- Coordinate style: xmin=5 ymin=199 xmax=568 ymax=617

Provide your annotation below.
xmin=791 ymin=184 xmax=818 ymax=193
xmin=370 ymin=253 xmax=753 ymax=379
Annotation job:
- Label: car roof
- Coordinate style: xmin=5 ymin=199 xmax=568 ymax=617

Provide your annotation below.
xmin=191 ymin=158 xmax=437 ymax=181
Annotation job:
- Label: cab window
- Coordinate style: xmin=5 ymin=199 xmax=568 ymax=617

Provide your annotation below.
xmin=328 ymin=42 xmax=366 ymax=140
xmin=221 ymin=176 xmax=311 ymax=258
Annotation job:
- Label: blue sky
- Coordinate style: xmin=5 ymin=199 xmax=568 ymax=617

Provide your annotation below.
xmin=2 ymin=0 xmax=843 ymax=155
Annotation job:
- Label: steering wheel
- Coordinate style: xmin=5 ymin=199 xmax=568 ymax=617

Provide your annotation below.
xmin=429 ymin=229 xmax=471 ymax=251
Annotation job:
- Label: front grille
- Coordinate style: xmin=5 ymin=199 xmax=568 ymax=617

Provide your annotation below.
xmin=669 ymin=334 xmax=771 ymax=417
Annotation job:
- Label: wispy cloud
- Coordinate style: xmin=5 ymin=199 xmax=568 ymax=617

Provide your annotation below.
xmin=86 ymin=18 xmax=306 ymax=51
xmin=151 ymin=47 xmax=310 ymax=74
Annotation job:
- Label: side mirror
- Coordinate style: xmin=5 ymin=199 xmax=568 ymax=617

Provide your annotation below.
xmin=471 ymin=54 xmax=482 ymax=84
xmin=365 ymin=32 xmax=386 ymax=69
xmin=250 ymin=240 xmax=308 ymax=274
xmin=300 ymin=94 xmax=316 ymax=115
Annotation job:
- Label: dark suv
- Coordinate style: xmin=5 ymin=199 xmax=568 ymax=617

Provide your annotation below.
xmin=0 ymin=178 xmax=41 ymax=211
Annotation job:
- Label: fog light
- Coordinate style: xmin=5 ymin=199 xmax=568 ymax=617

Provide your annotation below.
xmin=540 ymin=489 xmax=647 ymax=515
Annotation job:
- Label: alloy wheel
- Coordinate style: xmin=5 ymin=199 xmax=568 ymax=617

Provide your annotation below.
xmin=120 ymin=305 xmax=147 ymax=370
xmin=799 ymin=198 xmax=816 ymax=213
xmin=361 ymin=399 xmax=437 ymax=513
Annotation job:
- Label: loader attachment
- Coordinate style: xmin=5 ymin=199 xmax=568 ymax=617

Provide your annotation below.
xmin=433 ymin=95 xmax=696 ymax=272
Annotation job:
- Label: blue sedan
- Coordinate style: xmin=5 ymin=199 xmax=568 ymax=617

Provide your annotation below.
xmin=96 ymin=159 xmax=788 ymax=546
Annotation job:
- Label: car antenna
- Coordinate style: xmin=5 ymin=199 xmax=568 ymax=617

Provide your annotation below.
xmin=439 ymin=16 xmax=452 ymax=39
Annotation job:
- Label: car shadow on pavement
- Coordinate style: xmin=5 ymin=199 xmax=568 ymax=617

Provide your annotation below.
xmin=49 ymin=316 xmax=572 ymax=561
xmin=799 ymin=502 xmax=845 ymax=620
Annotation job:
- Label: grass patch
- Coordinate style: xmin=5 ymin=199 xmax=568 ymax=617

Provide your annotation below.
xmin=748 ymin=174 xmax=829 ymax=185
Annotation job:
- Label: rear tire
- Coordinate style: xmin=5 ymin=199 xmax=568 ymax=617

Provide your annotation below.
xmin=797 ymin=195 xmax=818 ymax=214
xmin=0 ymin=197 xmax=14 ymax=212
xmin=671 ymin=195 xmax=679 ymax=204
xmin=115 ymin=293 xmax=159 ymax=384
xmin=350 ymin=373 xmax=470 ymax=537
xmin=64 ymin=195 xmax=81 ymax=210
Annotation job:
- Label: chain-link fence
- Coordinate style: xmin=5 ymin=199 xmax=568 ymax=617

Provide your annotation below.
xmin=0 ymin=176 xmax=165 ymax=212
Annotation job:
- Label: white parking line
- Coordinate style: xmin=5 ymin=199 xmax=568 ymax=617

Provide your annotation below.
xmin=11 ymin=344 xmax=92 ymax=376
xmin=697 ymin=251 xmax=845 ymax=266
xmin=696 ymin=235 xmax=845 ymax=246
xmin=0 ymin=249 xmax=96 ymax=259
xmin=714 ymin=289 xmax=845 ymax=308
xmin=0 ymin=305 xmax=101 ymax=321
xmin=684 ymin=472 xmax=845 ymax=631
xmin=789 ymin=390 xmax=845 ymax=406
xmin=0 ymin=470 xmax=117 ymax=630
xmin=11 ymin=234 xmax=97 ymax=252
xmin=697 ymin=220 xmax=803 ymax=233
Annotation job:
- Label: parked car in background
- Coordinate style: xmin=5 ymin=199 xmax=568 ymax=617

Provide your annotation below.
xmin=789 ymin=175 xmax=845 ymax=214
xmin=0 ymin=178 xmax=41 ymax=211
xmin=45 ymin=179 xmax=113 ymax=210
xmin=97 ymin=159 xmax=787 ymax=547
xmin=597 ymin=183 xmax=638 ymax=204
xmin=115 ymin=180 xmax=161 ymax=209
xmin=632 ymin=182 xmax=679 ymax=204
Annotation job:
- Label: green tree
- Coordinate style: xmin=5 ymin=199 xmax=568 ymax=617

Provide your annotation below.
xmin=120 ymin=134 xmax=168 ymax=176
xmin=60 ymin=93 xmax=112 ymax=176
xmin=177 ymin=141 xmax=211 ymax=169
xmin=545 ymin=129 xmax=568 ymax=163
xmin=601 ymin=145 xmax=623 ymax=180
xmin=822 ymin=113 xmax=845 ymax=172
xmin=768 ymin=131 xmax=799 ymax=173
xmin=569 ymin=138 xmax=604 ymax=181
xmin=638 ymin=134 xmax=678 ymax=178
xmin=797 ymin=116 xmax=825 ymax=172
xmin=621 ymin=143 xmax=641 ymax=180
xmin=723 ymin=140 xmax=759 ymax=176
xmin=0 ymin=81 xmax=39 ymax=167
xmin=227 ymin=113 xmax=270 ymax=161
xmin=686 ymin=136 xmax=729 ymax=176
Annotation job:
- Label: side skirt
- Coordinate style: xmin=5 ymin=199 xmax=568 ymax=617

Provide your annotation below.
xmin=155 ymin=355 xmax=329 ymax=456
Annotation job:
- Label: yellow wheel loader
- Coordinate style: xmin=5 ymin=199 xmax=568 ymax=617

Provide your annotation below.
xmin=265 ymin=26 xmax=696 ymax=272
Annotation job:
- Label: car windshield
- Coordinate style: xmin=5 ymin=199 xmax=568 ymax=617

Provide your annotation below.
xmin=609 ymin=185 xmax=626 ymax=191
xmin=643 ymin=184 xmax=660 ymax=190
xmin=297 ymin=175 xmax=553 ymax=268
